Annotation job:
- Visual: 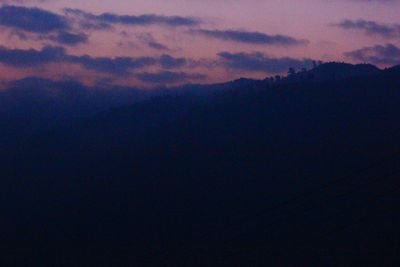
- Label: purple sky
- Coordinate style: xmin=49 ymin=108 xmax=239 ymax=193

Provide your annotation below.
xmin=0 ymin=0 xmax=399 ymax=87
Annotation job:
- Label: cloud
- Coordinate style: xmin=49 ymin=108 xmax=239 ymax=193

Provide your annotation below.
xmin=0 ymin=5 xmax=68 ymax=33
xmin=0 ymin=45 xmax=65 ymax=67
xmin=67 ymin=55 xmax=157 ymax=75
xmin=0 ymin=5 xmax=89 ymax=46
xmin=334 ymin=19 xmax=400 ymax=38
xmin=217 ymin=51 xmax=313 ymax=72
xmin=138 ymin=71 xmax=206 ymax=84
xmin=0 ymin=45 xmax=193 ymax=75
xmin=147 ymin=41 xmax=169 ymax=50
xmin=0 ymin=5 xmax=199 ymax=49
xmin=344 ymin=43 xmax=400 ymax=65
xmin=193 ymin=29 xmax=308 ymax=46
xmin=136 ymin=33 xmax=170 ymax=51
xmin=50 ymin=31 xmax=88 ymax=46
xmin=160 ymin=54 xmax=187 ymax=68
xmin=64 ymin=8 xmax=202 ymax=29
xmin=8 ymin=28 xmax=88 ymax=46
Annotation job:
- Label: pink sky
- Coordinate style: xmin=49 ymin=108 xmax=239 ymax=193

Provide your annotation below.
xmin=0 ymin=0 xmax=399 ymax=86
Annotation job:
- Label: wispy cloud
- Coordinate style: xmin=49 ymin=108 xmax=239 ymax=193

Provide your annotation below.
xmin=64 ymin=8 xmax=202 ymax=29
xmin=345 ymin=43 xmax=400 ymax=65
xmin=136 ymin=33 xmax=171 ymax=51
xmin=0 ymin=45 xmax=193 ymax=75
xmin=334 ymin=19 xmax=400 ymax=38
xmin=193 ymin=29 xmax=308 ymax=46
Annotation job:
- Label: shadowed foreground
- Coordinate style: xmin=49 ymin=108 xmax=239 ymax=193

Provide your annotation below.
xmin=1 ymin=64 xmax=400 ymax=266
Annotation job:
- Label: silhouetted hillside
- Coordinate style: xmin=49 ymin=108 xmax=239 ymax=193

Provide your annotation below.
xmin=308 ymin=62 xmax=380 ymax=80
xmin=1 ymin=63 xmax=400 ymax=266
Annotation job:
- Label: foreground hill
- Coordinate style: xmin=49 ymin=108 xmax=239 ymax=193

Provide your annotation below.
xmin=297 ymin=62 xmax=381 ymax=81
xmin=1 ymin=63 xmax=400 ymax=266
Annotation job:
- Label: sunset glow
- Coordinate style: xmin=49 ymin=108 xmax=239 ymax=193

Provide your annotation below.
xmin=0 ymin=0 xmax=399 ymax=86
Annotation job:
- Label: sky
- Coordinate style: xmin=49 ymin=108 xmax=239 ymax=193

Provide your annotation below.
xmin=0 ymin=0 xmax=399 ymax=87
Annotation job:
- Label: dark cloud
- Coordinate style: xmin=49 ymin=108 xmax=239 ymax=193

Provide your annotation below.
xmin=217 ymin=51 xmax=313 ymax=72
xmin=64 ymin=8 xmax=201 ymax=29
xmin=0 ymin=5 xmax=88 ymax=46
xmin=0 ymin=45 xmax=316 ymax=76
xmin=67 ymin=55 xmax=157 ymax=75
xmin=160 ymin=54 xmax=187 ymax=68
xmin=345 ymin=43 xmax=400 ymax=65
xmin=51 ymin=31 xmax=88 ymax=46
xmin=0 ymin=5 xmax=68 ymax=33
xmin=0 ymin=45 xmax=154 ymax=74
xmin=0 ymin=45 xmax=65 ymax=67
xmin=0 ymin=45 xmax=192 ymax=75
xmin=334 ymin=19 xmax=400 ymax=38
xmin=193 ymin=29 xmax=308 ymax=46
xmin=0 ymin=5 xmax=200 ymax=51
xmin=148 ymin=41 xmax=169 ymax=50
xmin=138 ymin=71 xmax=206 ymax=84
xmin=8 ymin=28 xmax=88 ymax=46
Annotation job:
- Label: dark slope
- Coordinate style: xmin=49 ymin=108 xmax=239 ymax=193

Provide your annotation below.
xmin=308 ymin=62 xmax=381 ymax=80
xmin=1 ymin=65 xmax=400 ymax=266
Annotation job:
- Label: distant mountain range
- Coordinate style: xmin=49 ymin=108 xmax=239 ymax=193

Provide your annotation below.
xmin=0 ymin=61 xmax=399 ymax=145
xmin=1 ymin=62 xmax=398 ymax=115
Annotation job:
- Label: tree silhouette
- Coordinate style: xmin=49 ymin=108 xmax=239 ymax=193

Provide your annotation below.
xmin=288 ymin=67 xmax=296 ymax=76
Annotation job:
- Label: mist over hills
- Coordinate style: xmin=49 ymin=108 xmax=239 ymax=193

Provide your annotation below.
xmin=1 ymin=62 xmax=400 ymax=266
